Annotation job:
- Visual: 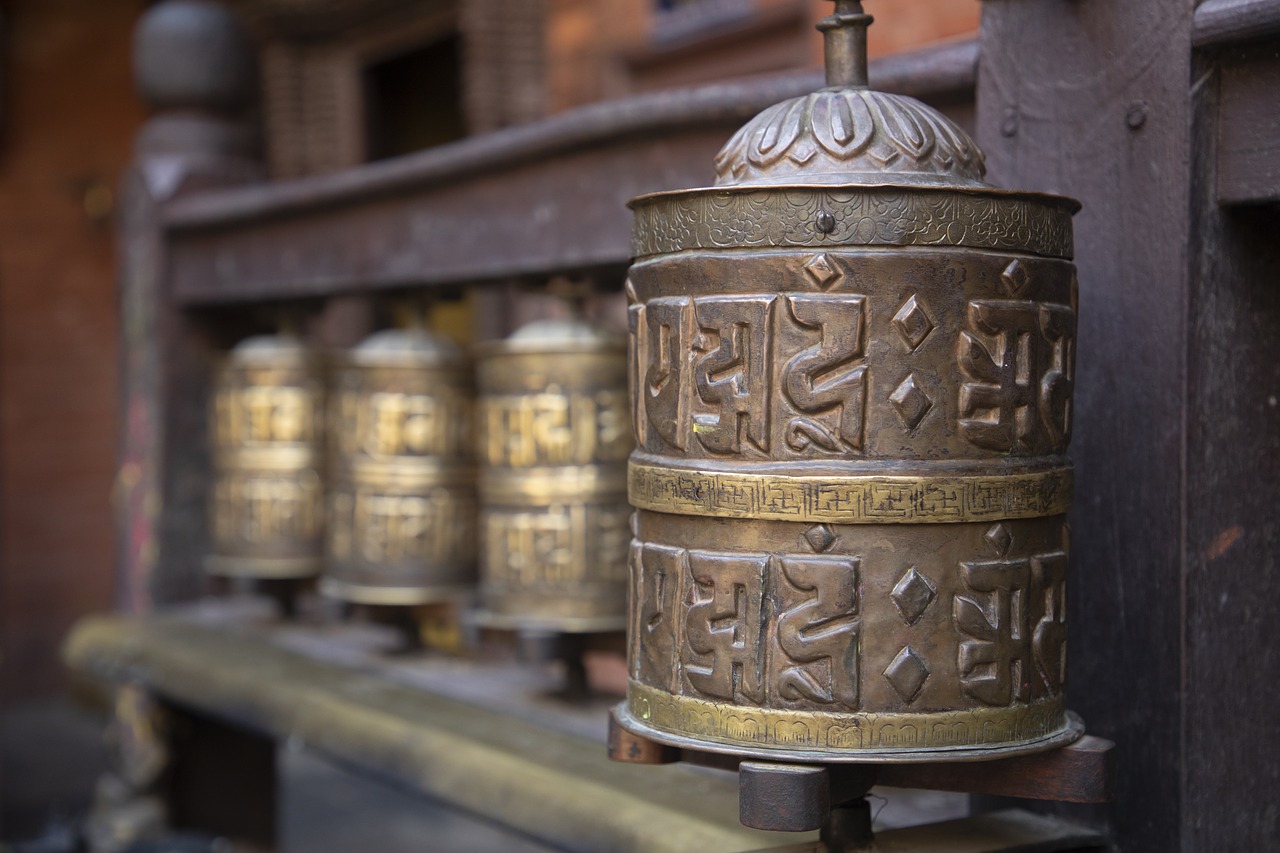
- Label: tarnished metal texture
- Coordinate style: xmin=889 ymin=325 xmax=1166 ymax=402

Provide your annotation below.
xmin=617 ymin=1 xmax=1083 ymax=762
xmin=207 ymin=332 xmax=325 ymax=579
xmin=321 ymin=324 xmax=476 ymax=605
xmin=473 ymin=318 xmax=631 ymax=632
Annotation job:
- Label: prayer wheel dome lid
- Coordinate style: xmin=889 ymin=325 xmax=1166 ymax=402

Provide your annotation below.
xmin=714 ymin=1 xmax=988 ymax=191
xmin=349 ymin=326 xmax=463 ymax=367
xmin=482 ymin=317 xmax=624 ymax=355
xmin=228 ymin=331 xmax=312 ymax=364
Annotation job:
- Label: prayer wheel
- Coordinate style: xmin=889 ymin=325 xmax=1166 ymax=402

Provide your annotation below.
xmin=616 ymin=1 xmax=1083 ymax=761
xmin=474 ymin=318 xmax=632 ymax=632
xmin=207 ymin=332 xmax=325 ymax=579
xmin=321 ymin=325 xmax=476 ymax=605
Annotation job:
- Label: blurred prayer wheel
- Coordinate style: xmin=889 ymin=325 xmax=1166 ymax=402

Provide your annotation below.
xmin=616 ymin=0 xmax=1083 ymax=761
xmin=207 ymin=332 xmax=325 ymax=579
xmin=473 ymin=318 xmax=632 ymax=632
xmin=321 ymin=325 xmax=476 ymax=605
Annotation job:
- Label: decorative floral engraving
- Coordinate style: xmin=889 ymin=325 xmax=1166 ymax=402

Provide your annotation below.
xmin=632 ymin=189 xmax=1075 ymax=261
xmin=713 ymin=90 xmax=986 ymax=187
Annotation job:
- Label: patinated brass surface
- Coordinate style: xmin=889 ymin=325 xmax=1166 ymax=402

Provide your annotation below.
xmin=474 ymin=320 xmax=632 ymax=631
xmin=322 ymin=327 xmax=476 ymax=605
xmin=207 ymin=333 xmax=324 ymax=579
xmin=619 ymin=0 xmax=1082 ymax=761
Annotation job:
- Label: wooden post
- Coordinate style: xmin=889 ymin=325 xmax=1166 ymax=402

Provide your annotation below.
xmin=977 ymin=1 xmax=1280 ymax=849
xmin=117 ymin=0 xmax=263 ymax=610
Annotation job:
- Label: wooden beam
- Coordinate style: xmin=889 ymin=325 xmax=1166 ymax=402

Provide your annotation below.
xmin=1217 ymin=46 xmax=1280 ymax=205
xmin=161 ymin=42 xmax=976 ymax=304
xmin=1194 ymin=0 xmax=1280 ymax=47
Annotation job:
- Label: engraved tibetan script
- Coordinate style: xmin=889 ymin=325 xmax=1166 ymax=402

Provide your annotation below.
xmin=958 ymin=299 xmax=1075 ymax=453
xmin=633 ymin=293 xmax=868 ymax=459
xmin=692 ymin=297 xmax=773 ymax=455
xmin=684 ymin=551 xmax=767 ymax=702
xmin=330 ymin=488 xmax=474 ymax=565
xmin=782 ymin=294 xmax=867 ymax=452
xmin=213 ymin=470 xmax=322 ymax=545
xmin=954 ymin=535 xmax=1068 ymax=705
xmin=775 ymin=555 xmax=861 ymax=708
xmin=482 ymin=390 xmax=629 ymax=467
xmin=215 ymin=384 xmax=319 ymax=446
xmin=334 ymin=390 xmax=463 ymax=458
xmin=631 ymin=542 xmax=862 ymax=709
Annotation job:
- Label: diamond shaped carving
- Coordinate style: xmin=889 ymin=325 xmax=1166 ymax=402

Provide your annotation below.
xmin=889 ymin=374 xmax=932 ymax=430
xmin=1002 ymin=259 xmax=1031 ymax=296
xmin=803 ymin=253 xmax=840 ymax=289
xmin=884 ymin=646 xmax=930 ymax=704
xmin=805 ymin=524 xmax=836 ymax=553
xmin=892 ymin=295 xmax=935 ymax=351
xmin=985 ymin=522 xmax=1013 ymax=556
xmin=891 ymin=567 xmax=937 ymax=626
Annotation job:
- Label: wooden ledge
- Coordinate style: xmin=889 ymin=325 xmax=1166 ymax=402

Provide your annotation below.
xmin=64 ymin=614 xmax=803 ymax=853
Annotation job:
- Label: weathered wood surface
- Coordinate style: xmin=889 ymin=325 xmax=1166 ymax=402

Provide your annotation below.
xmin=746 ymin=810 xmax=1107 ymax=853
xmin=161 ymin=41 xmax=976 ymax=304
xmin=980 ymin=1 xmax=1280 ymax=850
xmin=876 ymin=737 xmax=1113 ymax=806
xmin=62 ymin=609 xmax=808 ymax=853
xmin=119 ymin=0 xmax=266 ymax=610
xmin=977 ymin=2 xmax=1195 ymax=850
xmin=1186 ymin=42 xmax=1280 ymax=852
xmin=1194 ymin=0 xmax=1280 ymax=46
xmin=1216 ymin=44 xmax=1280 ymax=205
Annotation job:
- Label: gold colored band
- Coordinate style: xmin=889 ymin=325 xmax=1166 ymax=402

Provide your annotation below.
xmin=214 ymin=445 xmax=320 ymax=471
xmin=318 ymin=577 xmax=473 ymax=606
xmin=333 ymin=458 xmax=476 ymax=489
xmin=631 ymin=186 xmax=1076 ymax=260
xmin=480 ymin=465 xmax=628 ymax=505
xmin=627 ymin=681 xmax=1066 ymax=755
xmin=204 ymin=555 xmax=321 ymax=579
xmin=628 ymin=460 xmax=1071 ymax=524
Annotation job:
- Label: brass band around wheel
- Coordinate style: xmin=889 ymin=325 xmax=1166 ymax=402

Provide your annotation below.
xmin=628 ymin=460 xmax=1072 ymax=524
xmin=622 ymin=681 xmax=1078 ymax=763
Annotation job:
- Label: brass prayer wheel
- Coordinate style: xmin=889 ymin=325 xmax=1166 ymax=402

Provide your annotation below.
xmin=617 ymin=1 xmax=1082 ymax=761
xmin=208 ymin=332 xmax=325 ymax=579
xmin=321 ymin=325 xmax=476 ymax=605
xmin=474 ymin=318 xmax=632 ymax=632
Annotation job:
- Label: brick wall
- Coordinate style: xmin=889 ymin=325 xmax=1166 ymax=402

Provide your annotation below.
xmin=0 ymin=0 xmax=142 ymax=700
xmin=547 ymin=0 xmax=980 ymax=111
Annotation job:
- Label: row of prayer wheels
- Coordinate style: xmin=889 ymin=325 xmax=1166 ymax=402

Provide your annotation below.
xmin=206 ymin=313 xmax=631 ymax=634
xmin=212 ymin=0 xmax=1085 ymax=765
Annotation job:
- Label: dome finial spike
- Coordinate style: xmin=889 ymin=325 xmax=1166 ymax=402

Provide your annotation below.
xmin=818 ymin=0 xmax=873 ymax=89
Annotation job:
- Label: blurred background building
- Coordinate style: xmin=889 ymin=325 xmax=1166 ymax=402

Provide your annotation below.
xmin=0 ymin=0 xmax=977 ymax=840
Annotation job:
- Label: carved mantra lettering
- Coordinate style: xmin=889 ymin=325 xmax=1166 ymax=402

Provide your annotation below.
xmin=481 ymin=391 xmax=629 ymax=467
xmin=485 ymin=503 xmax=630 ymax=587
xmin=958 ymin=300 xmax=1075 ymax=453
xmin=329 ymin=488 xmax=472 ymax=564
xmin=635 ymin=294 xmax=867 ymax=459
xmin=334 ymin=390 xmax=467 ymax=459
xmin=632 ymin=542 xmax=861 ymax=710
xmin=954 ymin=527 xmax=1069 ymax=705
xmin=215 ymin=385 xmax=319 ymax=445
xmin=783 ymin=295 xmax=867 ymax=452
xmin=212 ymin=471 xmax=322 ymax=544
